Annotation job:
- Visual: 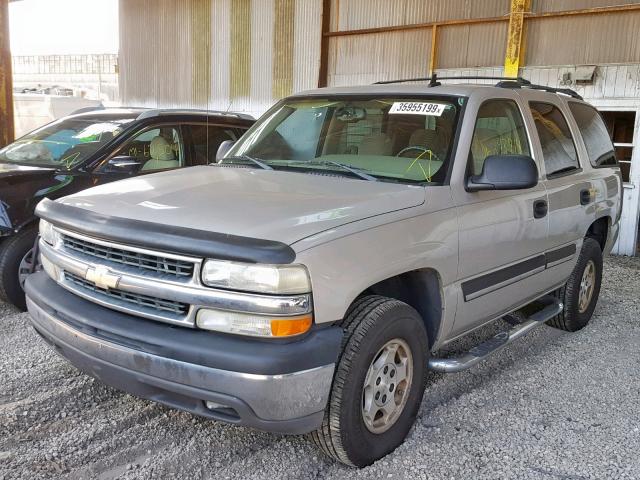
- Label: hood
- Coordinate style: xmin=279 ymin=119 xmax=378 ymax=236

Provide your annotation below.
xmin=0 ymin=162 xmax=56 ymax=179
xmin=58 ymin=166 xmax=426 ymax=245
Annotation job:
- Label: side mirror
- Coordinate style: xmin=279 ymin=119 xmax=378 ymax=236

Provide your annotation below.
xmin=103 ymin=155 xmax=141 ymax=174
xmin=466 ymin=154 xmax=538 ymax=192
xmin=216 ymin=140 xmax=235 ymax=162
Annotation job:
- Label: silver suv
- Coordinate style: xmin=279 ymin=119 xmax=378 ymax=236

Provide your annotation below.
xmin=25 ymin=77 xmax=622 ymax=467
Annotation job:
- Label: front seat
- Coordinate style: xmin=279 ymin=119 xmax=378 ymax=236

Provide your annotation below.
xmin=358 ymin=132 xmax=393 ymax=156
xmin=407 ymin=129 xmax=445 ymax=157
xmin=142 ymin=136 xmax=180 ymax=171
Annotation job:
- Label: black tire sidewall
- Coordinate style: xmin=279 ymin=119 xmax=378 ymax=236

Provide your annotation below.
xmin=338 ymin=305 xmax=428 ymax=466
xmin=0 ymin=228 xmax=38 ymax=310
xmin=563 ymin=238 xmax=603 ymax=330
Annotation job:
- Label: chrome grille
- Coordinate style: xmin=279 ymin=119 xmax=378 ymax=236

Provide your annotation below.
xmin=64 ymin=271 xmax=189 ymax=317
xmin=62 ymin=234 xmax=194 ymax=278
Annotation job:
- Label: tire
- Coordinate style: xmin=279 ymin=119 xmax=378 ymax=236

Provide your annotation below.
xmin=309 ymin=295 xmax=429 ymax=467
xmin=548 ymin=237 xmax=603 ymax=332
xmin=0 ymin=227 xmax=38 ymax=311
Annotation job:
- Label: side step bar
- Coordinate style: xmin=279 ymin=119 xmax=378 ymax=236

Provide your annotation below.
xmin=428 ymin=296 xmax=563 ymax=373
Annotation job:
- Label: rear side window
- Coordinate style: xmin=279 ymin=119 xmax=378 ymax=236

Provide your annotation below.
xmin=187 ymin=124 xmax=240 ymax=164
xmin=469 ymin=100 xmax=530 ymax=175
xmin=568 ymin=102 xmax=616 ymax=167
xmin=529 ymin=102 xmax=579 ymax=176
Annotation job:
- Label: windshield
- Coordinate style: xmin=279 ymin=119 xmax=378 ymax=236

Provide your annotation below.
xmin=224 ymin=96 xmax=461 ymax=184
xmin=0 ymin=117 xmax=135 ymax=169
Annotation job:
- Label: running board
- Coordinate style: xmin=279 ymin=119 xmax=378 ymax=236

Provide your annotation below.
xmin=428 ymin=296 xmax=563 ymax=373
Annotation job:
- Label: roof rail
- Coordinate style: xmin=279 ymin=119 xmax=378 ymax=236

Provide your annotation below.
xmin=374 ymin=75 xmax=532 ymax=87
xmin=136 ymin=109 xmax=254 ymax=121
xmin=496 ymin=80 xmax=583 ymax=100
xmin=70 ymin=105 xmax=105 ymax=115
xmin=373 ymin=74 xmax=583 ymax=99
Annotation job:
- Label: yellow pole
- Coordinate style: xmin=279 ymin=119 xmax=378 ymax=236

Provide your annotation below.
xmin=0 ymin=0 xmax=14 ymax=147
xmin=429 ymin=24 xmax=438 ymax=76
xmin=504 ymin=0 xmax=529 ymax=78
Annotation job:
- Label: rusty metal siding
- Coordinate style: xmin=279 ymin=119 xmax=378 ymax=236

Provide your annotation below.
xmin=327 ymin=28 xmax=432 ymax=86
xmin=272 ymin=0 xmax=295 ymax=99
xmin=330 ymin=0 xmax=508 ymax=30
xmin=293 ymin=0 xmax=323 ymax=93
xmin=210 ymin=0 xmax=231 ymax=110
xmin=120 ymin=0 xmax=194 ymax=109
xmin=525 ymin=11 xmax=640 ymax=66
xmin=437 ymin=22 xmax=507 ymax=69
xmin=531 ymin=0 xmax=640 ymax=13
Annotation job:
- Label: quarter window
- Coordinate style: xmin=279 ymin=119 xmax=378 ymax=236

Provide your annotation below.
xmin=469 ymin=100 xmax=530 ymax=175
xmin=529 ymin=102 xmax=579 ymax=176
xmin=568 ymin=102 xmax=616 ymax=168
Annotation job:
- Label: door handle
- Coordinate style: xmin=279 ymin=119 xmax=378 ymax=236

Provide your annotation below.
xmin=580 ymin=189 xmax=592 ymax=205
xmin=533 ymin=199 xmax=548 ymax=219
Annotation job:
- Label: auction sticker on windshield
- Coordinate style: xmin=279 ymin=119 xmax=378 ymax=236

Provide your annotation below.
xmin=389 ymin=102 xmax=446 ymax=116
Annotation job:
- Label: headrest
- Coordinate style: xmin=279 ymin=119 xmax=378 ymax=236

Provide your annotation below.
xmin=150 ymin=136 xmax=175 ymax=161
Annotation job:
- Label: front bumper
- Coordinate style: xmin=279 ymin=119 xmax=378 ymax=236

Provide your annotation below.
xmin=25 ymin=272 xmax=342 ymax=434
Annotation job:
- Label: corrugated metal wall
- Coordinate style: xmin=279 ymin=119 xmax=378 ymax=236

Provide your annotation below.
xmin=120 ymin=0 xmax=321 ymax=117
xmin=330 ymin=0 xmax=508 ymax=30
xmin=120 ymin=0 xmax=640 ymax=114
xmin=531 ymin=0 xmax=640 ymax=13
xmin=525 ymin=11 xmax=640 ymax=66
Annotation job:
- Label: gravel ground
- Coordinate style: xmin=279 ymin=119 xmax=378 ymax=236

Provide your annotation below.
xmin=1 ymin=256 xmax=639 ymax=480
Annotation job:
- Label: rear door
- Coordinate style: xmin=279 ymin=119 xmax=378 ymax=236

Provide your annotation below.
xmin=451 ymin=94 xmax=549 ymax=337
xmin=525 ymin=93 xmax=596 ymax=286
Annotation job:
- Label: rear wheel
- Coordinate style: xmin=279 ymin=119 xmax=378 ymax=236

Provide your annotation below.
xmin=548 ymin=237 xmax=603 ymax=332
xmin=0 ymin=227 xmax=38 ymax=311
xmin=309 ymin=295 xmax=429 ymax=467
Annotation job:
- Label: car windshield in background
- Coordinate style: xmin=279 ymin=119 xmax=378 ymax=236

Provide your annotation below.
xmin=0 ymin=117 xmax=135 ymax=169
xmin=224 ymin=96 xmax=462 ymax=184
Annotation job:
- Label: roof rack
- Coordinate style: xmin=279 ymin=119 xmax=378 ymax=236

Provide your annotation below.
xmin=373 ymin=74 xmax=583 ymax=100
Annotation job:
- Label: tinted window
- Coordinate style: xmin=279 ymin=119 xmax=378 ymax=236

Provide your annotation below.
xmin=188 ymin=125 xmax=239 ymax=164
xmin=529 ymin=102 xmax=579 ymax=176
xmin=0 ymin=117 xmax=133 ymax=169
xmin=469 ymin=100 xmax=530 ymax=175
xmin=568 ymin=102 xmax=616 ymax=167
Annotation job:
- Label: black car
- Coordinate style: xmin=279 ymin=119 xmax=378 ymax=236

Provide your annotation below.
xmin=0 ymin=107 xmax=254 ymax=309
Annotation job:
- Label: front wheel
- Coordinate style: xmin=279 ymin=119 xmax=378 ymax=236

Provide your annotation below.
xmin=309 ymin=295 xmax=429 ymax=467
xmin=0 ymin=227 xmax=38 ymax=311
xmin=548 ymin=237 xmax=603 ymax=332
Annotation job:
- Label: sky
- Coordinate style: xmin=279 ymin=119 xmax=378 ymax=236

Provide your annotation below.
xmin=9 ymin=0 xmax=119 ymax=55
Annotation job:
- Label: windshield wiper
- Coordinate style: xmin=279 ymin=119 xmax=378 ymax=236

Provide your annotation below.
xmin=298 ymin=160 xmax=378 ymax=181
xmin=220 ymin=155 xmax=273 ymax=170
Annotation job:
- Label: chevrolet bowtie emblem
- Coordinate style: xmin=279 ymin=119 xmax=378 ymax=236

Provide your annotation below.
xmin=85 ymin=265 xmax=121 ymax=290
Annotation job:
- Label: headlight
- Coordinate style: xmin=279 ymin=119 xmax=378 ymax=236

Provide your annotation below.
xmin=196 ymin=308 xmax=312 ymax=337
xmin=39 ymin=220 xmax=59 ymax=246
xmin=201 ymin=260 xmax=311 ymax=294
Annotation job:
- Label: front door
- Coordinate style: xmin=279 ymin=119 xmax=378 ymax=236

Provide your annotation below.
xmin=451 ymin=97 xmax=549 ymax=337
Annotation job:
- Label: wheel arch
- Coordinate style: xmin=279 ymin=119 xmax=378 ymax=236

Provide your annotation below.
xmin=348 ymin=268 xmax=443 ymax=349
xmin=586 ymin=215 xmax=611 ymax=251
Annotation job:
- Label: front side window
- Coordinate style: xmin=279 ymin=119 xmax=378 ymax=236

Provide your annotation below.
xmin=469 ymin=100 xmax=530 ymax=175
xmin=529 ymin=102 xmax=579 ymax=176
xmin=115 ymin=126 xmax=184 ymax=172
xmin=568 ymin=102 xmax=616 ymax=167
xmin=0 ymin=117 xmax=134 ymax=169
xmin=224 ymin=96 xmax=461 ymax=184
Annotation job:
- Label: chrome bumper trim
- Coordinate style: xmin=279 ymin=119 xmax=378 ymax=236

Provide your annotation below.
xmin=27 ymin=296 xmax=333 ymax=422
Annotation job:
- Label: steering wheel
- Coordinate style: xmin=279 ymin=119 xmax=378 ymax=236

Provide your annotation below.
xmin=396 ymin=146 xmax=440 ymax=162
